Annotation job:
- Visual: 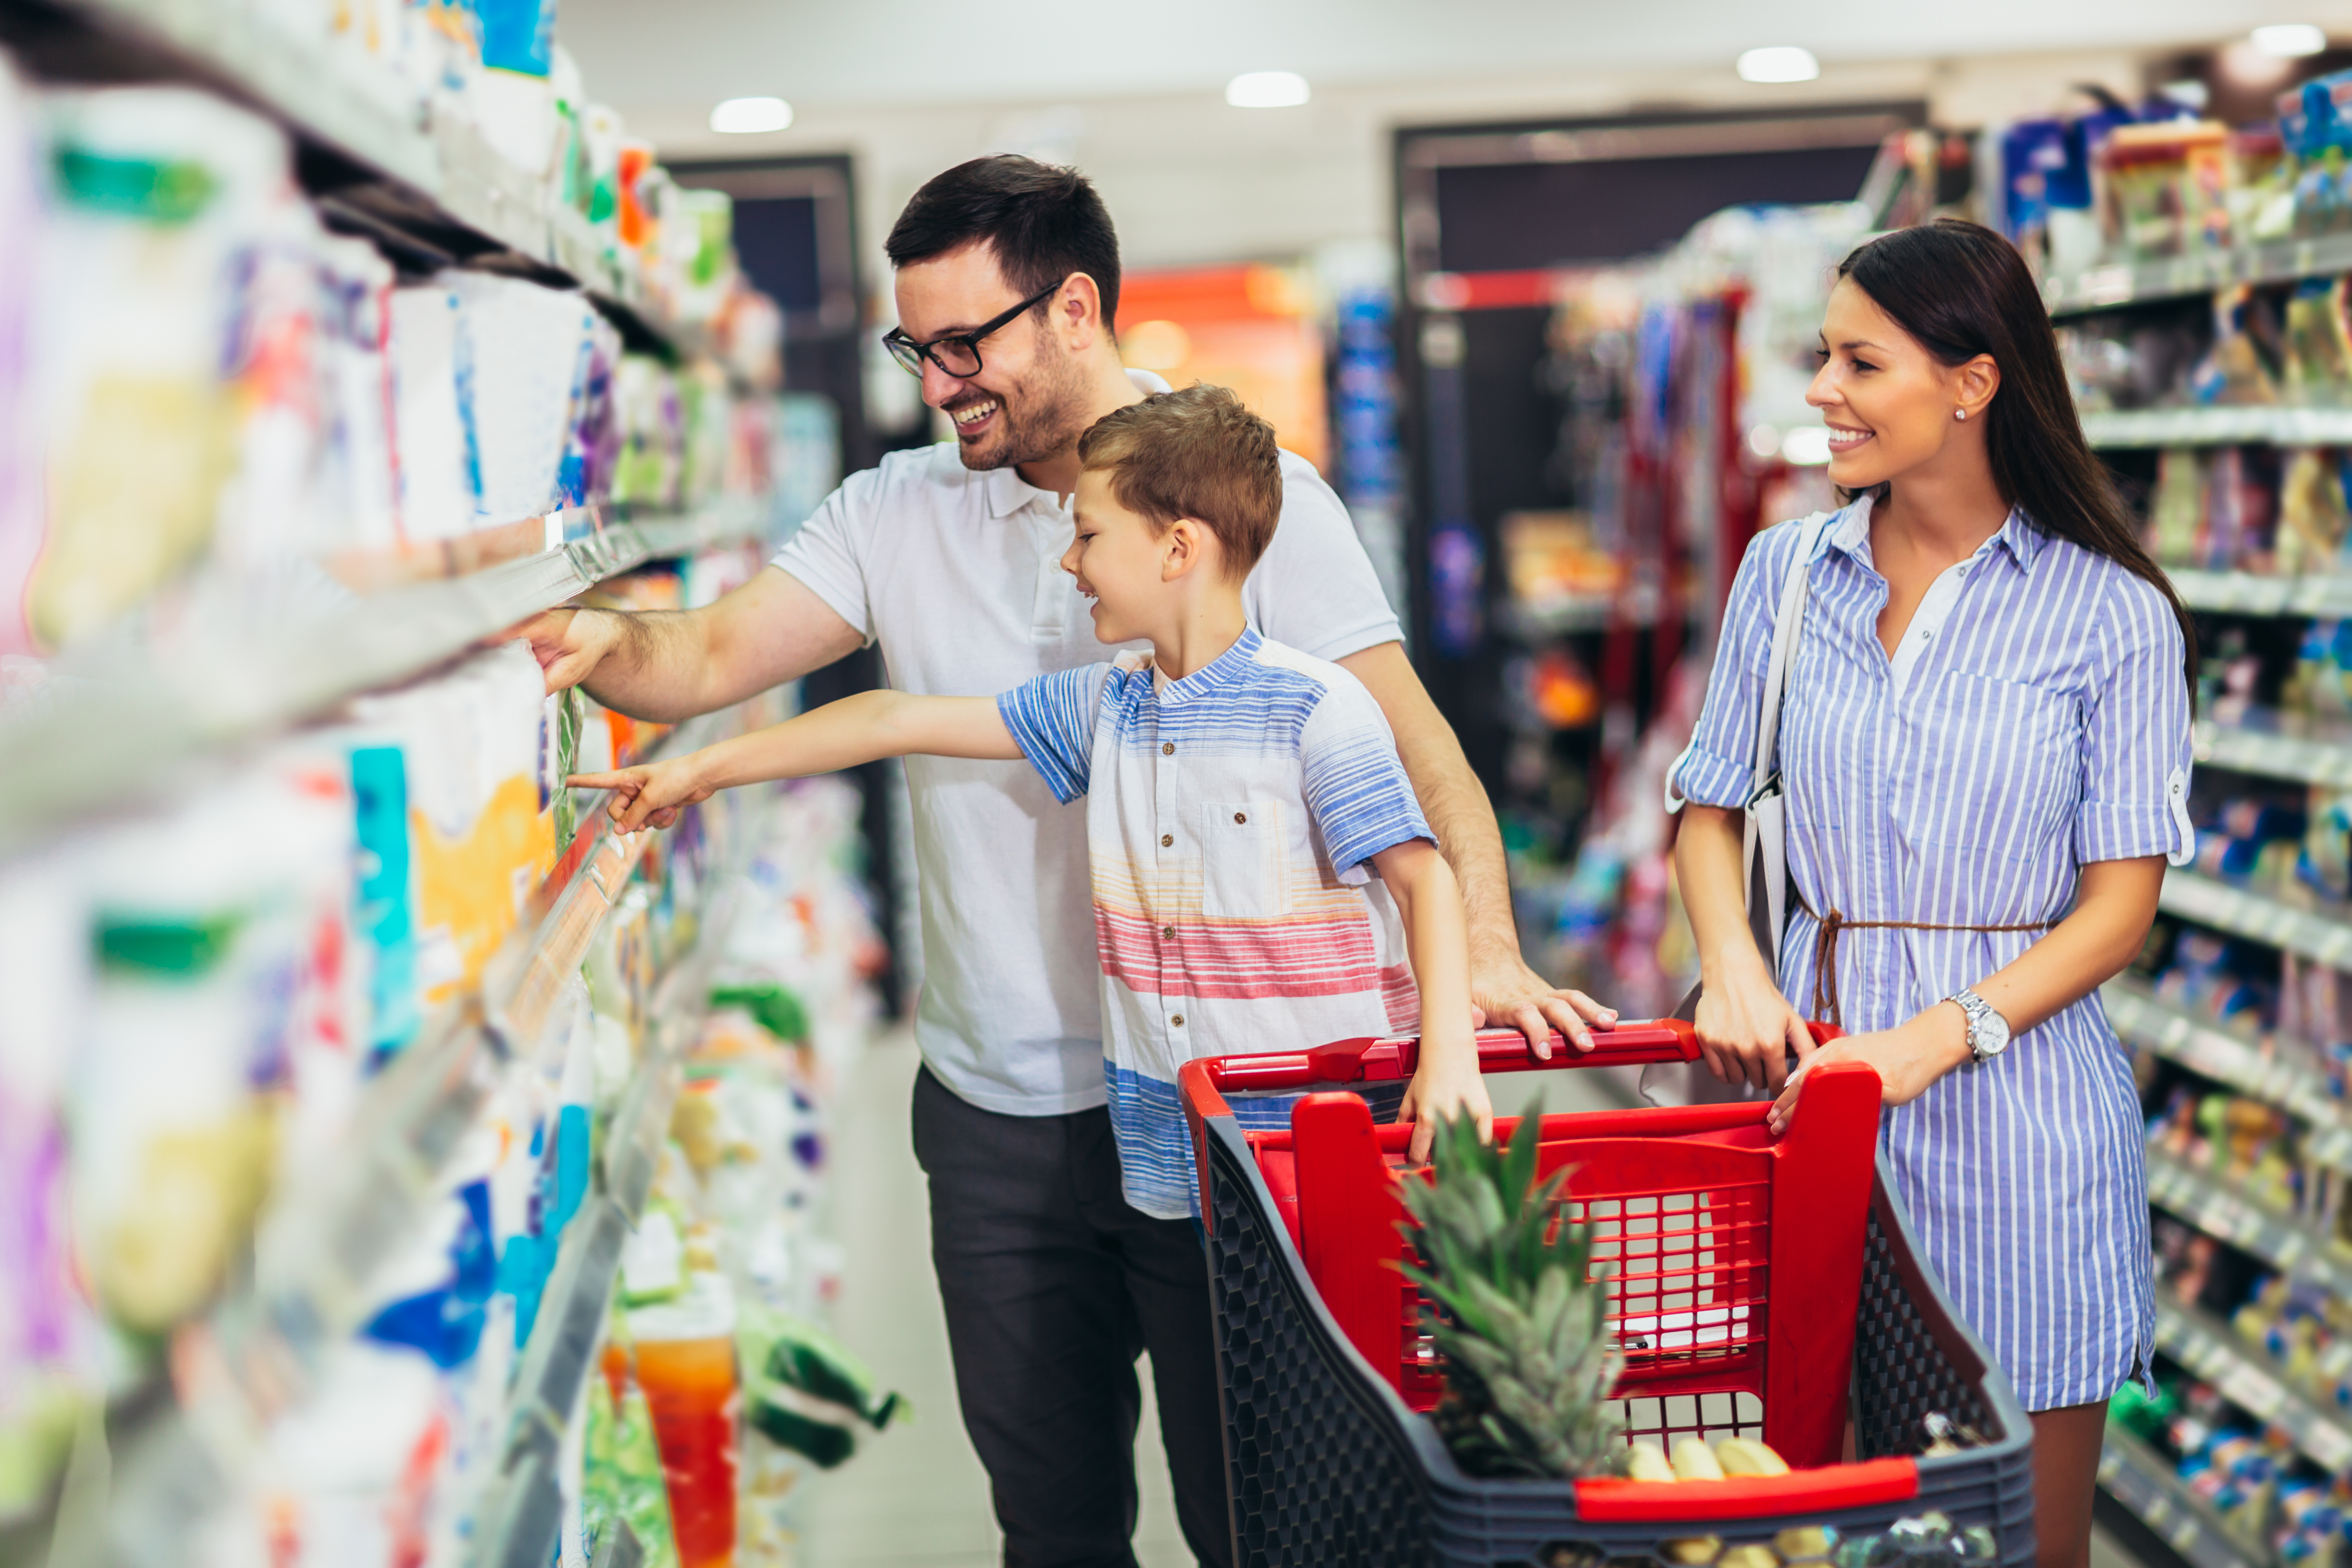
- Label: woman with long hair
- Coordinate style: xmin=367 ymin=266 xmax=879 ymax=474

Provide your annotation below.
xmin=1669 ymin=218 xmax=2194 ymax=1568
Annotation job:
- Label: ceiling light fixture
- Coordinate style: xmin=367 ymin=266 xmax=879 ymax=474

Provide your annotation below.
xmin=710 ymin=96 xmax=794 ymax=134
xmin=1225 ymin=71 xmax=1311 ymax=108
xmin=1737 ymin=46 xmax=1820 ymax=84
xmin=2253 ymin=23 xmax=2329 ymax=57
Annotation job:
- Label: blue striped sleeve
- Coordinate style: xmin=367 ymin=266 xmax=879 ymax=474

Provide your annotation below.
xmin=1298 ymin=673 xmax=1432 ymax=883
xmin=998 ymin=664 xmax=1112 ymax=804
xmin=1670 ymin=523 xmax=1793 ymax=811
xmin=2076 ymin=574 xmax=2194 ymax=865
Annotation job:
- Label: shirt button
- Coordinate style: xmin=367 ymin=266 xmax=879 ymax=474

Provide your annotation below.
xmin=1234 ymin=811 xmax=1247 ymax=824
xmin=1160 ymin=833 xmax=1173 ymax=847
xmin=1162 ymin=741 xmax=1174 ymax=754
xmin=1172 ymin=1014 xmax=1185 ymax=1027
xmin=1161 ymin=924 xmax=1176 ymax=940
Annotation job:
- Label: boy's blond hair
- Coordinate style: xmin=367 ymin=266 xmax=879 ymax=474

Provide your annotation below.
xmin=1075 ymin=384 xmax=1281 ymax=578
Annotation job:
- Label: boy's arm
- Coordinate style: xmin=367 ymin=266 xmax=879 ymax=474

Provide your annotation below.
xmin=1372 ymin=837 xmax=1493 ymax=1162
xmin=571 ymin=690 xmax=1019 ymax=832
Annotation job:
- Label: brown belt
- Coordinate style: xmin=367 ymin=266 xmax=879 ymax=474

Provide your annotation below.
xmin=1799 ymin=899 xmax=2048 ymax=1028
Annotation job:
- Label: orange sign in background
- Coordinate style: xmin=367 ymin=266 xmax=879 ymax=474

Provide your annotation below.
xmin=1117 ymin=264 xmax=1328 ymax=474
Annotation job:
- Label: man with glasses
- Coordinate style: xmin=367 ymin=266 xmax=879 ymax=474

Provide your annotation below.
xmin=519 ymin=154 xmax=1612 ymax=1568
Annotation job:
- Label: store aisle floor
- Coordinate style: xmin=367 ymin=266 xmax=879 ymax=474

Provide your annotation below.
xmin=797 ymin=1025 xmax=1196 ymax=1568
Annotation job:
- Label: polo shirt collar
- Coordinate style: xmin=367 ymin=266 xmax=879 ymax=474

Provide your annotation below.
xmin=1817 ymin=492 xmax=2047 ymax=575
xmin=984 ymin=465 xmax=1058 ymax=519
xmin=1154 ymin=626 xmax=1263 ymax=706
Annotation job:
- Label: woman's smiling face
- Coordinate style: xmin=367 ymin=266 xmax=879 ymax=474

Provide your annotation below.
xmin=1806 ymin=276 xmax=1994 ymax=494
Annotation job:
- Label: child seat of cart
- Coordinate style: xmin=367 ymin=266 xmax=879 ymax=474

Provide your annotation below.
xmin=1179 ymin=1019 xmax=1947 ymax=1520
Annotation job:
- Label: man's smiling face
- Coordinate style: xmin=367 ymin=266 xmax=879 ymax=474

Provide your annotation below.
xmin=893 ymin=243 xmax=1091 ymax=473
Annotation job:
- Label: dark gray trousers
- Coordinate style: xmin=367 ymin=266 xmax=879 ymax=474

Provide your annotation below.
xmin=910 ymin=1064 xmax=1234 ymax=1568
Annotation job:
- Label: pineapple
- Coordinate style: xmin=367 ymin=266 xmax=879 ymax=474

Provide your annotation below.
xmin=1394 ymin=1102 xmax=1623 ymax=1479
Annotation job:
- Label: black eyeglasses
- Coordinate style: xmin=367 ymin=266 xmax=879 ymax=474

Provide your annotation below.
xmin=882 ymin=276 xmax=1065 ymax=379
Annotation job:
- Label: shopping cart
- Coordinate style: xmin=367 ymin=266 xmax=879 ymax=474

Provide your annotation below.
xmin=1178 ymin=1021 xmax=2035 ymax=1568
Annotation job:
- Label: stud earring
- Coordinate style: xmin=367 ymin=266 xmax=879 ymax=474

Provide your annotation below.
xmin=1955 ymin=408 xmax=1968 ymax=421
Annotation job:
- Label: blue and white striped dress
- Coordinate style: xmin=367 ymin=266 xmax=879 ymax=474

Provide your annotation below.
xmin=1669 ymin=497 xmax=2194 ymax=1412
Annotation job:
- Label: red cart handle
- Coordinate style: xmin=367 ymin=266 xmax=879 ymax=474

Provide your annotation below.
xmin=1206 ymin=1019 xmax=1702 ymax=1095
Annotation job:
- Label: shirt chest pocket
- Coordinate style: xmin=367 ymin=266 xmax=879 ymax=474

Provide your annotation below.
xmin=1200 ymin=801 xmax=1292 ymax=919
xmin=1914 ymin=670 xmax=2079 ymax=855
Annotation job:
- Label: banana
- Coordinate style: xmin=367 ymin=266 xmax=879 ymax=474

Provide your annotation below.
xmin=1661 ymin=1538 xmax=1722 ymax=1565
xmin=1775 ymin=1526 xmax=1834 ymax=1561
xmin=1671 ymin=1436 xmax=1726 ymax=1481
xmin=1713 ymin=1437 xmax=1791 ymax=1477
xmin=1718 ymin=1546 xmax=1777 ymax=1568
xmin=1624 ymin=1441 xmax=1677 ymax=1482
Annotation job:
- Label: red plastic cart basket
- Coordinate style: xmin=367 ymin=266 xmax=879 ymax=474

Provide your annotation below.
xmin=1178 ymin=1020 xmax=2035 ymax=1568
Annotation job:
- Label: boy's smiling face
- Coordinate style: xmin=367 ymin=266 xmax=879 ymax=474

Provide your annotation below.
xmin=1063 ymin=468 xmax=1179 ymax=646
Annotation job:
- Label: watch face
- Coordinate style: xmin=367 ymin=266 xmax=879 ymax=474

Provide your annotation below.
xmin=1973 ymin=999 xmax=2011 ymax=1058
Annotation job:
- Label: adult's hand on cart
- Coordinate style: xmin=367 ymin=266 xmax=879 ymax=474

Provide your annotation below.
xmin=1766 ymin=1003 xmax=1971 ymax=1135
xmin=568 ymin=753 xmax=716 ymax=833
xmin=1692 ymin=944 xmax=1813 ymax=1095
xmin=1399 ymin=1032 xmax=1495 ymax=1163
xmin=511 ymin=606 xmax=621 ymax=695
xmin=1469 ymin=947 xmax=1616 ymax=1060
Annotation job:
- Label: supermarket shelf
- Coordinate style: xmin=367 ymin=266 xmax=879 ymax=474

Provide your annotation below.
xmin=2156 ymin=869 xmax=2352 ymax=970
xmin=2144 ymin=1147 xmax=2352 ymax=1295
xmin=2196 ymin=709 xmax=2352 ymax=787
xmin=626 ymin=494 xmax=776 ymax=560
xmin=472 ymin=816 xmax=754 ymax=1568
xmin=2152 ymin=1298 xmax=2352 ymax=1470
xmin=2097 ymin=1426 xmax=2265 ymax=1568
xmin=2080 ymin=407 xmax=2352 ymax=449
xmin=2105 ymin=980 xmax=2352 ymax=1173
xmin=2169 ymin=569 xmax=2352 ymax=617
xmin=2045 ymin=232 xmax=2352 ymax=318
xmin=31 ymin=0 xmax=690 ymax=343
xmin=0 ymin=516 xmax=648 ymax=862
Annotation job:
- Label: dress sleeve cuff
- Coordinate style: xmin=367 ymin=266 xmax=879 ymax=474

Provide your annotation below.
xmin=1668 ymin=745 xmax=1750 ymax=813
xmin=2075 ymin=793 xmax=2193 ymax=866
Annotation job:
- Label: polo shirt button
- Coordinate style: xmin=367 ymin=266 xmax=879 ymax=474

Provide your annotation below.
xmin=1234 ymin=811 xmax=1247 ymax=824
xmin=1160 ymin=833 xmax=1173 ymax=847
xmin=1162 ymin=742 xmax=1174 ymax=755
xmin=1172 ymin=1014 xmax=1185 ymax=1027
xmin=1162 ymin=925 xmax=1176 ymax=940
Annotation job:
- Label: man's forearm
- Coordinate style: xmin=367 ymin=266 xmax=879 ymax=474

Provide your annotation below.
xmin=1408 ymin=746 xmax=1519 ymax=964
xmin=580 ymin=608 xmax=727 ymax=722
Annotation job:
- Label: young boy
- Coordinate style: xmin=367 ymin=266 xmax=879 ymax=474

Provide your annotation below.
xmin=572 ymin=384 xmax=1490 ymax=1203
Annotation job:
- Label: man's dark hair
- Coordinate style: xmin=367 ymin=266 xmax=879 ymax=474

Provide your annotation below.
xmin=886 ymin=156 xmax=1123 ymax=331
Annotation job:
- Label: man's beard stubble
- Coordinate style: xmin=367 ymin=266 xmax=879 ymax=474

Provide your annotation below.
xmin=947 ymin=345 xmax=1094 ymax=473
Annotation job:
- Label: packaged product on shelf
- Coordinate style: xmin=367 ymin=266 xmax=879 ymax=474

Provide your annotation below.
xmin=2146 ymin=447 xmax=2206 ymax=566
xmin=348 ymin=645 xmax=556 ymax=1007
xmin=612 ymin=355 xmax=685 ymax=512
xmin=2278 ymin=449 xmax=2352 ymax=577
xmin=626 ymin=1273 xmax=739 ymax=1568
xmin=2190 ymin=286 xmax=2283 ymax=409
xmin=2096 ymin=120 xmax=2234 ymax=258
xmin=2283 ymin=280 xmax=2352 ymax=406
xmin=445 ymin=272 xmax=622 ymax=524
xmin=585 ymin=1354 xmax=681 ymax=1568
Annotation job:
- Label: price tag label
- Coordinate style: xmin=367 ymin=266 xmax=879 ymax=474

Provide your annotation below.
xmin=2303 ymin=1418 xmax=2352 ymax=1472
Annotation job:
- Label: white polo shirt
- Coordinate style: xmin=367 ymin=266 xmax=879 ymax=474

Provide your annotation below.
xmin=771 ymin=373 xmax=1404 ymax=1115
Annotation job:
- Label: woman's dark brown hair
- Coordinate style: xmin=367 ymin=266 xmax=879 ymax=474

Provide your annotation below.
xmin=1837 ymin=218 xmax=2197 ymax=690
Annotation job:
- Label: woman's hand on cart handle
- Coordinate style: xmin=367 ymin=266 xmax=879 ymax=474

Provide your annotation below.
xmin=1767 ymin=1005 xmax=1970 ymax=1134
xmin=1692 ymin=939 xmax=1813 ymax=1095
xmin=1468 ymin=946 xmax=1617 ymax=1060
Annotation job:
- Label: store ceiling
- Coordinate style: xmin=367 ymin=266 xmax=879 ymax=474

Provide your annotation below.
xmin=562 ymin=0 xmax=2352 ymax=118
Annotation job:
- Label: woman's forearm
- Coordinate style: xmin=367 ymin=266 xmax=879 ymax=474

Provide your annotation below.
xmin=1675 ymin=804 xmax=1771 ymax=983
xmin=1969 ymin=856 xmax=2163 ymax=1035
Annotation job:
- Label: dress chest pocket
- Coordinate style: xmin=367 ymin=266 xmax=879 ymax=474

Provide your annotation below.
xmin=1200 ymin=801 xmax=1291 ymax=919
xmin=1915 ymin=670 xmax=2079 ymax=853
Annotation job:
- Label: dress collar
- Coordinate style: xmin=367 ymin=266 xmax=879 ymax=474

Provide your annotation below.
xmin=1818 ymin=492 xmax=2047 ymax=575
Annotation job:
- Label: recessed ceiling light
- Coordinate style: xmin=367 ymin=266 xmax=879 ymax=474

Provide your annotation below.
xmin=1737 ymin=47 xmax=1820 ymax=84
xmin=1226 ymin=71 xmax=1311 ymax=108
xmin=2253 ymin=23 xmax=2328 ymax=57
xmin=710 ymin=96 xmax=793 ymax=134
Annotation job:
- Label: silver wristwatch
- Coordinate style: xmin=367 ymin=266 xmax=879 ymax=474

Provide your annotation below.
xmin=1947 ymin=988 xmax=2012 ymax=1066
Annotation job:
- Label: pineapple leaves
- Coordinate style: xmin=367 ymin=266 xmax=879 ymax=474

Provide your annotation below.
xmin=1393 ymin=1096 xmax=1623 ymax=1481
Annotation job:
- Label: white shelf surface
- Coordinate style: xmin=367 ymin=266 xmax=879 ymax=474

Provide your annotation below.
xmin=2045 ymin=232 xmax=2352 ymax=318
xmin=2081 ymin=407 xmax=2352 ymax=449
xmin=2105 ymin=980 xmax=2352 ymax=1173
xmin=2197 ymin=709 xmax=2352 ymax=786
xmin=2156 ymin=870 xmax=2352 ymax=971
xmin=2170 ymin=570 xmax=2352 ymax=618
